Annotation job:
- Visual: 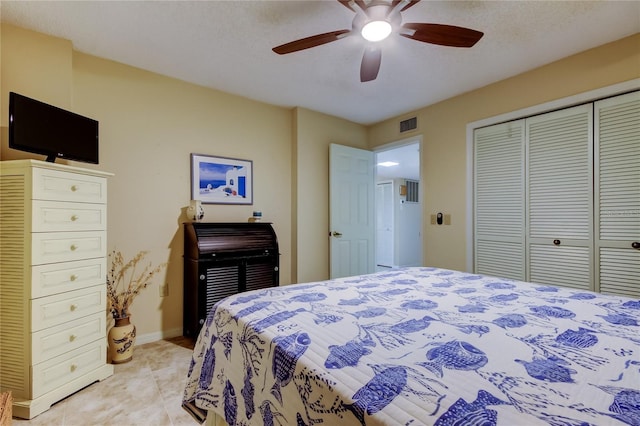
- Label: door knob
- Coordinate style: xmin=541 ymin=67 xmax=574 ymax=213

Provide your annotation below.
xmin=332 ymin=231 xmax=343 ymax=237
xmin=632 ymin=242 xmax=640 ymax=250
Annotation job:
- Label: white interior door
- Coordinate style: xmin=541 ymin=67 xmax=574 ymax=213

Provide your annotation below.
xmin=376 ymin=182 xmax=394 ymax=268
xmin=526 ymin=104 xmax=593 ymax=290
xmin=474 ymin=120 xmax=526 ymax=280
xmin=594 ymin=91 xmax=640 ymax=297
xmin=330 ymin=143 xmax=375 ymax=279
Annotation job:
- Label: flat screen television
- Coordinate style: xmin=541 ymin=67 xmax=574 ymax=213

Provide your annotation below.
xmin=9 ymin=92 xmax=99 ymax=164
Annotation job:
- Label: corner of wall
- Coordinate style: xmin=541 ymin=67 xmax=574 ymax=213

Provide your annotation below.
xmin=1 ymin=24 xmax=74 ymax=160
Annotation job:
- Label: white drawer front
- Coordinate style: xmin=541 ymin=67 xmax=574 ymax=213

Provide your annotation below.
xmin=32 ymin=200 xmax=106 ymax=232
xmin=32 ymin=339 xmax=106 ymax=399
xmin=31 ymin=231 xmax=106 ymax=265
xmin=32 ymin=258 xmax=106 ymax=298
xmin=31 ymin=285 xmax=106 ymax=331
xmin=32 ymin=312 xmax=106 ymax=365
xmin=32 ymin=167 xmax=107 ymax=204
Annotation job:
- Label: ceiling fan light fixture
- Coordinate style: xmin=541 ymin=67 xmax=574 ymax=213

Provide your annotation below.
xmin=361 ymin=20 xmax=392 ymax=42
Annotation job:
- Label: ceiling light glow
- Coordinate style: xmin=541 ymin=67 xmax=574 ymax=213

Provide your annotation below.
xmin=361 ymin=20 xmax=392 ymax=42
xmin=377 ymin=161 xmax=399 ymax=167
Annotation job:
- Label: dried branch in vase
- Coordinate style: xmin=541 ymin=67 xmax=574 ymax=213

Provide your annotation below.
xmin=107 ymin=250 xmax=167 ymax=320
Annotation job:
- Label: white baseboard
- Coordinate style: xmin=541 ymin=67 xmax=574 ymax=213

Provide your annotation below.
xmin=135 ymin=327 xmax=184 ymax=346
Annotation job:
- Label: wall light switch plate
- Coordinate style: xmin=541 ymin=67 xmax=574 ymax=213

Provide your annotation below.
xmin=430 ymin=214 xmax=437 ymax=225
xmin=444 ymin=214 xmax=451 ymax=225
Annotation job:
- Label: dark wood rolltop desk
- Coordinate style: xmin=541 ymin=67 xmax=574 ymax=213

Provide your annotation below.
xmin=183 ymin=222 xmax=279 ymax=338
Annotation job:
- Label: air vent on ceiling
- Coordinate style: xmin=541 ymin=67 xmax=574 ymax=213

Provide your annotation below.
xmin=400 ymin=117 xmax=417 ymax=133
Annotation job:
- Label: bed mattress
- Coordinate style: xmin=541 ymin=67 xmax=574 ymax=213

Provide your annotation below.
xmin=182 ymin=267 xmax=640 ymax=425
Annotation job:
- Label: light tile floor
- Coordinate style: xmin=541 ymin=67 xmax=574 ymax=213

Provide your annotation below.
xmin=13 ymin=338 xmax=197 ymax=426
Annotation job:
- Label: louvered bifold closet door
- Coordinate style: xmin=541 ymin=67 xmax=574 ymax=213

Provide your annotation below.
xmin=595 ymin=91 xmax=640 ymax=298
xmin=527 ymin=104 xmax=593 ymax=290
xmin=474 ymin=120 xmax=525 ymax=280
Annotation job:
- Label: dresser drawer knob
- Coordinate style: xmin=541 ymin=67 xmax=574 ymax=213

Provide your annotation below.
xmin=70 ymin=185 xmax=78 ymax=192
xmin=70 ymin=304 xmax=78 ymax=312
xmin=70 ymin=274 xmax=78 ymax=282
xmin=69 ymin=334 xmax=76 ymax=342
xmin=70 ymin=364 xmax=78 ymax=372
xmin=70 ymin=244 xmax=78 ymax=251
xmin=70 ymin=215 xmax=79 ymax=222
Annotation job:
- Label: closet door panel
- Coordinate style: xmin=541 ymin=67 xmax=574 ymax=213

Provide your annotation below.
xmin=474 ymin=120 xmax=525 ymax=280
xmin=595 ymin=91 xmax=640 ymax=297
xmin=475 ymin=240 xmax=524 ymax=279
xmin=526 ymin=104 xmax=593 ymax=290
xmin=529 ymin=245 xmax=591 ymax=289
xmin=599 ymin=248 xmax=640 ymax=297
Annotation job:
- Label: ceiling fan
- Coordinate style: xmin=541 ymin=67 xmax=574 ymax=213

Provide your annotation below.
xmin=272 ymin=0 xmax=484 ymax=82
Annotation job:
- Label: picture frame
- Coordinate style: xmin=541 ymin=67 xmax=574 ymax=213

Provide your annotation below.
xmin=190 ymin=153 xmax=253 ymax=205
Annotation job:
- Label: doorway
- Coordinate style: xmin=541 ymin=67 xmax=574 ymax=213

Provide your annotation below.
xmin=374 ymin=141 xmax=422 ymax=270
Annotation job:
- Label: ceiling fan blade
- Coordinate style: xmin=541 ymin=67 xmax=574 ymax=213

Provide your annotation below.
xmin=401 ymin=23 xmax=483 ymax=47
xmin=273 ymin=30 xmax=351 ymax=55
xmin=401 ymin=0 xmax=421 ymax=12
xmin=337 ymin=0 xmax=355 ymax=12
xmin=354 ymin=0 xmax=368 ymax=11
xmin=387 ymin=0 xmax=419 ymax=17
xmin=360 ymin=46 xmax=382 ymax=82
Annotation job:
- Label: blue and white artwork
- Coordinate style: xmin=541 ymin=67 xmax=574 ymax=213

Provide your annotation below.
xmin=183 ymin=267 xmax=640 ymax=425
xmin=191 ymin=154 xmax=252 ymax=204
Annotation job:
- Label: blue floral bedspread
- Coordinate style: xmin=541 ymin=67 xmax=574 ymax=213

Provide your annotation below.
xmin=182 ymin=267 xmax=640 ymax=425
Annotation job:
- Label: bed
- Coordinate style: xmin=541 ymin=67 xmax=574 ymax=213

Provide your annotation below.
xmin=182 ymin=267 xmax=640 ymax=425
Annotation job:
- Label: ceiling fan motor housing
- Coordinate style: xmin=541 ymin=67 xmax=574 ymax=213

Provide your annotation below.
xmin=353 ymin=3 xmax=402 ymax=40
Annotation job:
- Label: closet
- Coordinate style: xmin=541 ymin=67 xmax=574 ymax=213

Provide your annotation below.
xmin=474 ymin=91 xmax=639 ymax=297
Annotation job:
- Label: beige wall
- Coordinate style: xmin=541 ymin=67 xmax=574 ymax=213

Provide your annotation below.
xmin=1 ymin=24 xmax=294 ymax=340
xmin=1 ymin=24 xmax=74 ymax=159
xmin=2 ymin=22 xmax=638 ymax=341
xmin=368 ymin=33 xmax=640 ymax=272
xmin=293 ymin=107 xmax=368 ymax=283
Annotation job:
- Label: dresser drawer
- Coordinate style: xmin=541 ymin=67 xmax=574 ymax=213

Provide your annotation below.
xmin=32 ymin=312 xmax=106 ymax=365
xmin=32 ymin=200 xmax=106 ymax=232
xmin=31 ymin=285 xmax=106 ymax=331
xmin=31 ymin=258 xmax=106 ymax=298
xmin=32 ymin=167 xmax=107 ymax=204
xmin=32 ymin=339 xmax=107 ymax=399
xmin=31 ymin=231 xmax=106 ymax=265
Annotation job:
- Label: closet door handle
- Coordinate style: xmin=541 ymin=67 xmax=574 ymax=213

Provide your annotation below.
xmin=632 ymin=242 xmax=640 ymax=250
xmin=553 ymin=239 xmax=561 ymax=246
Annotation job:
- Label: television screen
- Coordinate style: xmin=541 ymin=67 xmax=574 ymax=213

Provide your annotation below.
xmin=9 ymin=92 xmax=99 ymax=164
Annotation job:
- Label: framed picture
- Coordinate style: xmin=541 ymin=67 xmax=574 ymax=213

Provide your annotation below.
xmin=191 ymin=153 xmax=253 ymax=205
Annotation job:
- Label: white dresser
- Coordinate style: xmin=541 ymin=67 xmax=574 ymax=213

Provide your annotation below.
xmin=0 ymin=160 xmax=114 ymax=419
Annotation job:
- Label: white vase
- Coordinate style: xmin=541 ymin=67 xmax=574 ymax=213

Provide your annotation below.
xmin=187 ymin=200 xmax=204 ymax=221
xmin=108 ymin=316 xmax=136 ymax=364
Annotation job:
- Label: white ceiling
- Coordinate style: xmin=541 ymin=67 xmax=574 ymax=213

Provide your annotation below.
xmin=376 ymin=142 xmax=420 ymax=181
xmin=1 ymin=1 xmax=638 ymax=127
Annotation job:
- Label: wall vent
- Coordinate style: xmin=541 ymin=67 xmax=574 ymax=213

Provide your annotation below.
xmin=405 ymin=180 xmax=419 ymax=203
xmin=400 ymin=117 xmax=417 ymax=133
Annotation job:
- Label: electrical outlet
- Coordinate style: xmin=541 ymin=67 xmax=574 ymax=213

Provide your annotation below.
xmin=430 ymin=214 xmax=437 ymax=225
xmin=444 ymin=214 xmax=451 ymax=225
xmin=159 ymin=284 xmax=169 ymax=297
